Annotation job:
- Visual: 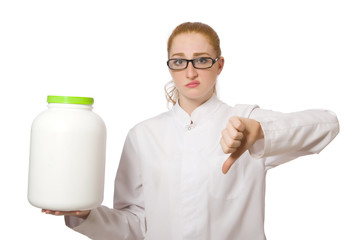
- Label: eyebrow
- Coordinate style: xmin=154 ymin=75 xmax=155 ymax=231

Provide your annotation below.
xmin=171 ymin=52 xmax=211 ymax=58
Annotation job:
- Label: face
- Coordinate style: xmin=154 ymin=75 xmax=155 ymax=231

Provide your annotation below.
xmin=168 ymin=33 xmax=224 ymax=106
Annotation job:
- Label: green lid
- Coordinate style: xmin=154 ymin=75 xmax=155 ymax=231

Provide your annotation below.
xmin=47 ymin=96 xmax=94 ymax=105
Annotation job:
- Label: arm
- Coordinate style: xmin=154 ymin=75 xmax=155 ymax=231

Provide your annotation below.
xmin=250 ymin=108 xmax=339 ymax=169
xmin=64 ymin=130 xmax=146 ymax=240
xmin=221 ymin=108 xmax=339 ymax=172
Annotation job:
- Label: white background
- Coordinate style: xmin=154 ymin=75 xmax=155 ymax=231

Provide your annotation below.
xmin=1 ymin=0 xmax=361 ymax=239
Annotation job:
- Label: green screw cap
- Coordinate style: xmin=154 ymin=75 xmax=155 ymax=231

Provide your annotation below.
xmin=47 ymin=96 xmax=94 ymax=105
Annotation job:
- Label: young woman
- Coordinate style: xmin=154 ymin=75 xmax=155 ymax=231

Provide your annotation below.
xmin=44 ymin=22 xmax=339 ymax=240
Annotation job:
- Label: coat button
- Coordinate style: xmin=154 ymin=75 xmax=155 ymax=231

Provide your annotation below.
xmin=185 ymin=124 xmax=194 ymax=131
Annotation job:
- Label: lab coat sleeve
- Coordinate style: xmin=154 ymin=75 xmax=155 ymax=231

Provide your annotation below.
xmin=65 ymin=130 xmax=146 ymax=240
xmin=248 ymin=108 xmax=339 ymax=170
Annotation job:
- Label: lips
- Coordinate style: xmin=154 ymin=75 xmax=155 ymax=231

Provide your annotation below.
xmin=186 ymin=80 xmax=200 ymax=88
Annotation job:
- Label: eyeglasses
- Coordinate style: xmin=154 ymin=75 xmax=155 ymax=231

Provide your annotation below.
xmin=167 ymin=57 xmax=219 ymax=70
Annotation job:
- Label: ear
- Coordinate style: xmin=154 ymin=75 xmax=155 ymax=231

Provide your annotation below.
xmin=217 ymin=57 xmax=225 ymax=75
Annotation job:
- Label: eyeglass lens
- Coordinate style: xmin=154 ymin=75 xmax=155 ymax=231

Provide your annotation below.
xmin=168 ymin=57 xmax=216 ymax=70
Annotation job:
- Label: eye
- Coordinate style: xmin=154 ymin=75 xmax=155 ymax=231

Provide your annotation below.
xmin=173 ymin=59 xmax=185 ymax=66
xmin=195 ymin=57 xmax=210 ymax=64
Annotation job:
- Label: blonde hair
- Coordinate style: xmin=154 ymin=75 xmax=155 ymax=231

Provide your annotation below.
xmin=165 ymin=22 xmax=222 ymax=106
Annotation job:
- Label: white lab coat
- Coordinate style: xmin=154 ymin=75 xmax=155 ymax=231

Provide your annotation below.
xmin=65 ymin=95 xmax=339 ymax=240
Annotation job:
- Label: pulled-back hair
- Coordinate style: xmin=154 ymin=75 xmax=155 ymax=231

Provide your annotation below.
xmin=165 ymin=22 xmax=222 ymax=106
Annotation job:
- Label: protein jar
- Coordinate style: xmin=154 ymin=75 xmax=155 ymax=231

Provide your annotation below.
xmin=28 ymin=96 xmax=107 ymax=211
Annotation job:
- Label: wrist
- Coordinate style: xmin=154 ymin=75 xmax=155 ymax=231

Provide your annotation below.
xmin=76 ymin=210 xmax=91 ymax=219
xmin=256 ymin=121 xmax=264 ymax=140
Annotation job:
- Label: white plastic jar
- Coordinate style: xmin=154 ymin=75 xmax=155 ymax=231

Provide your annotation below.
xmin=28 ymin=96 xmax=107 ymax=211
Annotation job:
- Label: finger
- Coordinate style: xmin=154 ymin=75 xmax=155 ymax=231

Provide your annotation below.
xmin=221 ymin=129 xmax=243 ymax=150
xmin=43 ymin=209 xmax=53 ymax=214
xmin=229 ymin=116 xmax=246 ymax=132
xmin=223 ymin=135 xmax=242 ymax=149
xmin=42 ymin=209 xmax=80 ymax=216
xmin=42 ymin=209 xmax=58 ymax=215
xmin=220 ymin=137 xmax=238 ymax=154
xmin=55 ymin=211 xmax=63 ymax=215
xmin=226 ymin=123 xmax=244 ymax=140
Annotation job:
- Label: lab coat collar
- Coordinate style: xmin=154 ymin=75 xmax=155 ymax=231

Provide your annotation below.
xmin=172 ymin=94 xmax=223 ymax=127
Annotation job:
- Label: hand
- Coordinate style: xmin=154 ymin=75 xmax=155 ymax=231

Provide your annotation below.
xmin=42 ymin=209 xmax=91 ymax=219
xmin=220 ymin=116 xmax=264 ymax=174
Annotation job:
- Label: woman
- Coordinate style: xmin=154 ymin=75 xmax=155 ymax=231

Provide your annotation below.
xmin=44 ymin=22 xmax=339 ymax=240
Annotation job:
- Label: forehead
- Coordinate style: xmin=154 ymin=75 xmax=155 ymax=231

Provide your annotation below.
xmin=169 ymin=32 xmax=215 ymax=57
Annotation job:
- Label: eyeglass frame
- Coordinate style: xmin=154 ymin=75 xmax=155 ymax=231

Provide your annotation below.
xmin=167 ymin=57 xmax=220 ymax=70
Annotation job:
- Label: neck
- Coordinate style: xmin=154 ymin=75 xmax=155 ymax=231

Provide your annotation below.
xmin=179 ymin=94 xmax=213 ymax=116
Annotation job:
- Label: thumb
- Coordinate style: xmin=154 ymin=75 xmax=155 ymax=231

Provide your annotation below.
xmin=222 ymin=145 xmax=247 ymax=174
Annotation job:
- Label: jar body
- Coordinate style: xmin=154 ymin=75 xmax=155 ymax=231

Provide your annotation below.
xmin=28 ymin=103 xmax=106 ymax=211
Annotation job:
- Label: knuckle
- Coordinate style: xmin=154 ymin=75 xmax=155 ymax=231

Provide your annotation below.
xmin=221 ymin=145 xmax=231 ymax=154
xmin=228 ymin=128 xmax=237 ymax=139
xmin=230 ymin=117 xmax=244 ymax=130
xmin=225 ymin=147 xmax=234 ymax=154
xmin=229 ymin=116 xmax=239 ymax=122
xmin=221 ymin=140 xmax=234 ymax=153
xmin=221 ymin=148 xmax=227 ymax=153
xmin=230 ymin=133 xmax=237 ymax=140
xmin=236 ymin=122 xmax=244 ymax=131
xmin=228 ymin=140 xmax=241 ymax=149
xmin=239 ymin=132 xmax=244 ymax=140
xmin=234 ymin=140 xmax=242 ymax=148
xmin=229 ymin=116 xmax=239 ymax=126
xmin=231 ymin=130 xmax=242 ymax=140
xmin=220 ymin=139 xmax=229 ymax=153
xmin=225 ymin=137 xmax=234 ymax=148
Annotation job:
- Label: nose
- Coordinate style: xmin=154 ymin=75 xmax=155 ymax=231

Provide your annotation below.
xmin=185 ymin=62 xmax=198 ymax=79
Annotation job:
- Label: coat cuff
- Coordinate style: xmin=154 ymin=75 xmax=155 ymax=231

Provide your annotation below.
xmin=64 ymin=209 xmax=96 ymax=230
xmin=248 ymin=121 xmax=268 ymax=159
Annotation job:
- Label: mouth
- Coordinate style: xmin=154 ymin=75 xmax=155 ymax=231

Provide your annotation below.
xmin=185 ymin=80 xmax=200 ymax=88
